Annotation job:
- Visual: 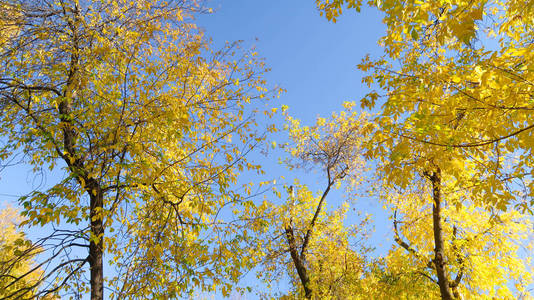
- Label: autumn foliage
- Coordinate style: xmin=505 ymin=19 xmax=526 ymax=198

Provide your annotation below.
xmin=0 ymin=0 xmax=532 ymax=299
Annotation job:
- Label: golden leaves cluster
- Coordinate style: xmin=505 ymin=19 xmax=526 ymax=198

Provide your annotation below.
xmin=0 ymin=0 xmax=278 ymax=297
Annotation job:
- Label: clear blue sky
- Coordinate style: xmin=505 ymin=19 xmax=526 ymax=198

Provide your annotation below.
xmin=0 ymin=1 xmax=391 ymax=299
xmin=197 ymin=0 xmax=384 ymax=123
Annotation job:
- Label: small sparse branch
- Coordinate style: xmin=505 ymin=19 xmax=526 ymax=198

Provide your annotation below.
xmin=3 ymin=255 xmax=88 ymax=300
xmin=33 ymin=257 xmax=88 ymax=300
xmin=152 ymin=184 xmax=186 ymax=240
xmin=393 ymin=210 xmax=433 ymax=269
xmin=0 ymin=79 xmax=62 ymax=96
xmin=449 ymin=226 xmax=464 ymax=290
xmin=418 ymin=271 xmax=438 ymax=284
xmin=491 ymin=64 xmax=534 ymax=86
xmin=398 ymin=123 xmax=534 ymax=149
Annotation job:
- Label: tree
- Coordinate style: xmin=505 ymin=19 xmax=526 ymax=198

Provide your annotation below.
xmin=316 ymin=0 xmax=534 ymax=213
xmin=262 ymin=183 xmax=371 ymax=299
xmin=383 ymin=173 xmax=532 ymax=299
xmin=315 ymin=1 xmax=534 ymax=298
xmin=258 ymin=103 xmax=373 ymax=299
xmin=0 ymin=0 xmax=276 ymax=298
xmin=274 ymin=100 xmax=532 ymax=299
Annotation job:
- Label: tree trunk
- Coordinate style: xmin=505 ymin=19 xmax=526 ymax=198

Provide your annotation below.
xmin=60 ymin=3 xmax=106 ymax=297
xmin=284 ymin=225 xmax=312 ymax=299
xmin=89 ymin=189 xmax=104 ymax=300
xmin=428 ymin=168 xmax=454 ymax=300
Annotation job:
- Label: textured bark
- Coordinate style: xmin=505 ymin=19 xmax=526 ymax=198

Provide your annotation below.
xmin=427 ymin=168 xmax=454 ymax=300
xmin=284 ymin=225 xmax=312 ymax=299
xmin=88 ymin=185 xmax=104 ymax=300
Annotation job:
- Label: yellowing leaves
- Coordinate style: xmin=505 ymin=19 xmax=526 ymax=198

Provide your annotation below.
xmin=379 ymin=178 xmax=533 ymax=299
xmin=0 ymin=0 xmax=280 ymax=298
xmin=317 ymin=0 xmax=534 ymax=298
xmin=451 ymin=74 xmax=462 ymax=83
xmin=0 ymin=206 xmax=45 ymax=299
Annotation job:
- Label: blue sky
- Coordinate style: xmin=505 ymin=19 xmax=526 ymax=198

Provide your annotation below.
xmin=194 ymin=1 xmax=391 ymax=298
xmin=0 ymin=1 xmax=391 ymax=299
xmin=197 ymin=1 xmax=384 ymax=123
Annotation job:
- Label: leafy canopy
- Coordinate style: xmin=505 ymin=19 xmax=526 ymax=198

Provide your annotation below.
xmin=0 ymin=0 xmax=278 ymax=298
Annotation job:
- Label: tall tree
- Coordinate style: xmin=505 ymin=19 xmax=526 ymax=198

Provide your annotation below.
xmin=315 ymin=1 xmax=534 ymax=298
xmin=316 ymin=0 xmax=534 ymax=213
xmin=0 ymin=0 xmax=276 ymax=298
xmin=258 ymin=103 xmax=373 ymax=299
xmin=382 ymin=172 xmax=533 ymax=299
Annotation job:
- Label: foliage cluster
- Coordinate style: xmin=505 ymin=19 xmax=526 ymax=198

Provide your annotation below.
xmin=0 ymin=0 xmax=532 ymax=299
